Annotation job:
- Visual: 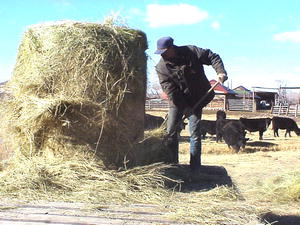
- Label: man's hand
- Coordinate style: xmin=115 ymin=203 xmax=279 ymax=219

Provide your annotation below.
xmin=217 ymin=73 xmax=228 ymax=84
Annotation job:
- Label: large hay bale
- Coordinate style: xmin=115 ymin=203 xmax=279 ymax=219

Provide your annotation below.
xmin=1 ymin=20 xmax=147 ymax=168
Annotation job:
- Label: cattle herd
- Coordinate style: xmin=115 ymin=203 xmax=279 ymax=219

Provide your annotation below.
xmin=144 ymin=111 xmax=300 ymax=152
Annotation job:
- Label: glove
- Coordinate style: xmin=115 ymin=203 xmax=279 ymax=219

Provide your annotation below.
xmin=217 ymin=73 xmax=228 ymax=84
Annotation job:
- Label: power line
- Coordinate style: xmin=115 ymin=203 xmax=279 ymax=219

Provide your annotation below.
xmin=252 ymin=86 xmax=278 ymax=90
xmin=252 ymin=86 xmax=300 ymax=90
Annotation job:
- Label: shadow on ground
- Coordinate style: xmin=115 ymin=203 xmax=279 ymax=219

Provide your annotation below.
xmin=246 ymin=141 xmax=278 ymax=147
xmin=163 ymin=164 xmax=234 ymax=192
xmin=260 ymin=212 xmax=300 ymax=225
xmin=242 ymin=141 xmax=279 ymax=153
xmin=179 ymin=136 xmax=217 ymax=142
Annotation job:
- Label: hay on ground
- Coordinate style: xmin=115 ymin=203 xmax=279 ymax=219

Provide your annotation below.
xmin=253 ymin=170 xmax=300 ymax=202
xmin=133 ymin=126 xmax=174 ymax=166
xmin=0 ymin=149 xmax=178 ymax=203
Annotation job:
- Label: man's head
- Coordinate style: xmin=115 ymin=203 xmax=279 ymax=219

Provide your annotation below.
xmin=155 ymin=36 xmax=177 ymax=60
xmin=154 ymin=36 xmax=174 ymax=54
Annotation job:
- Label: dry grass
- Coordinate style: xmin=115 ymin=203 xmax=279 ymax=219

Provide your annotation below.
xmin=0 ymin=140 xmax=265 ymax=224
xmin=2 ymin=108 xmax=299 ymax=224
xmin=251 ymin=170 xmax=300 ymax=203
xmin=0 ymin=148 xmax=178 ymax=204
xmin=145 ymin=110 xmax=300 ymax=223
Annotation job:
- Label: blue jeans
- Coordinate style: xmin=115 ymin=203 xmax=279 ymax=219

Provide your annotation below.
xmin=166 ymin=106 xmax=202 ymax=169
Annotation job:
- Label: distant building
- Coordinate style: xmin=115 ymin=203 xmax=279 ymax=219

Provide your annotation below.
xmin=231 ymin=86 xmax=261 ymax=111
xmin=233 ymin=86 xmax=258 ymax=98
xmin=208 ymin=83 xmax=269 ymax=111
xmin=251 ymin=86 xmax=278 ymax=110
xmin=205 ymin=80 xmax=236 ymax=110
xmin=145 ymin=80 xmax=279 ymax=112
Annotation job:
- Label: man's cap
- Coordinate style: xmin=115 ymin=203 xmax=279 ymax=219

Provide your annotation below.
xmin=154 ymin=36 xmax=174 ymax=54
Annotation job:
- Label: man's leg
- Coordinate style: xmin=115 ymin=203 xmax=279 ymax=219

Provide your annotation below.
xmin=188 ymin=111 xmax=202 ymax=170
xmin=166 ymin=106 xmax=183 ymax=164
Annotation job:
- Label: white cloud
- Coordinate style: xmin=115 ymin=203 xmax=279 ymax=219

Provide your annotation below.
xmin=146 ymin=4 xmax=208 ymax=28
xmin=294 ymin=66 xmax=300 ymax=73
xmin=274 ymin=30 xmax=300 ymax=43
xmin=211 ymin=21 xmax=220 ymax=30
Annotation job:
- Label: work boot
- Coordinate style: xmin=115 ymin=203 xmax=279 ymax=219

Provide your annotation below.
xmin=168 ymin=147 xmax=178 ymax=164
xmin=165 ymin=136 xmax=179 ymax=164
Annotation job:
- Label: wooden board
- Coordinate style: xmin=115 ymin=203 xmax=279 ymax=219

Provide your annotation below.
xmin=0 ymin=200 xmax=182 ymax=225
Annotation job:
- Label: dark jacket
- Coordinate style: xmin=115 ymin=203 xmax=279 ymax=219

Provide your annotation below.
xmin=155 ymin=45 xmax=227 ymax=112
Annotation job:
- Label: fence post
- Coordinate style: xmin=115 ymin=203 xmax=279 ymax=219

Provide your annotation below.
xmin=279 ymin=103 xmax=282 ymax=115
xmin=223 ymin=96 xmax=226 ymax=111
xmin=271 ymin=105 xmax=274 ymax=114
xmin=252 ymin=88 xmax=256 ymax=112
xmin=286 ymin=104 xmax=289 ymax=116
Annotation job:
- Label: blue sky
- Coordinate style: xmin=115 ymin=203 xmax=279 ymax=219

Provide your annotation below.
xmin=1 ymin=0 xmax=300 ymax=90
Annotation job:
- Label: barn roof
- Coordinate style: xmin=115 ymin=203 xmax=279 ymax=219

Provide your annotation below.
xmin=210 ymin=80 xmax=236 ymax=95
xmin=233 ymin=85 xmax=251 ymax=92
xmin=233 ymin=85 xmax=260 ymax=98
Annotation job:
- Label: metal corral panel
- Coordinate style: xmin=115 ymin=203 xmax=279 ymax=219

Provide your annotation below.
xmin=145 ymin=99 xmax=169 ymax=109
xmin=272 ymin=104 xmax=300 ymax=117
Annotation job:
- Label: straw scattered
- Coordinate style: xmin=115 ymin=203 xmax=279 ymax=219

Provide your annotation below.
xmin=253 ymin=170 xmax=300 ymax=203
xmin=0 ymin=148 xmax=178 ymax=204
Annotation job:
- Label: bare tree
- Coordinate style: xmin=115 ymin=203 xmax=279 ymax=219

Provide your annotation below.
xmin=146 ymin=82 xmax=163 ymax=99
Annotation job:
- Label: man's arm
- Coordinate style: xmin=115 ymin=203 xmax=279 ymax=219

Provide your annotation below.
xmin=189 ymin=46 xmax=228 ymax=83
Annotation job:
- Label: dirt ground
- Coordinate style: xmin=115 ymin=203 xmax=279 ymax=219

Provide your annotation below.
xmin=149 ymin=109 xmax=300 ymax=219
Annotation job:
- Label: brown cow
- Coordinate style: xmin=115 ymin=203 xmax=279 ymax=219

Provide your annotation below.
xmin=222 ymin=120 xmax=248 ymax=152
xmin=199 ymin=120 xmax=216 ymax=139
xmin=272 ymin=116 xmax=300 ymax=137
xmin=239 ymin=117 xmax=272 ymax=140
xmin=216 ymin=118 xmax=238 ymax=142
xmin=144 ymin=113 xmax=165 ymax=130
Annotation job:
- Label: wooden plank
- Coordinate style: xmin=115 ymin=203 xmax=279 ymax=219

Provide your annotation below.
xmin=0 ymin=201 xmax=181 ymax=225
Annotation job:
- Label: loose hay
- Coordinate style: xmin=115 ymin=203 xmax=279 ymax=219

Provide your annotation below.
xmin=0 ymin=149 xmax=177 ymax=204
xmin=163 ymin=186 xmax=266 ymax=225
xmin=253 ymin=170 xmax=300 ymax=203
xmin=133 ymin=126 xmax=174 ymax=166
